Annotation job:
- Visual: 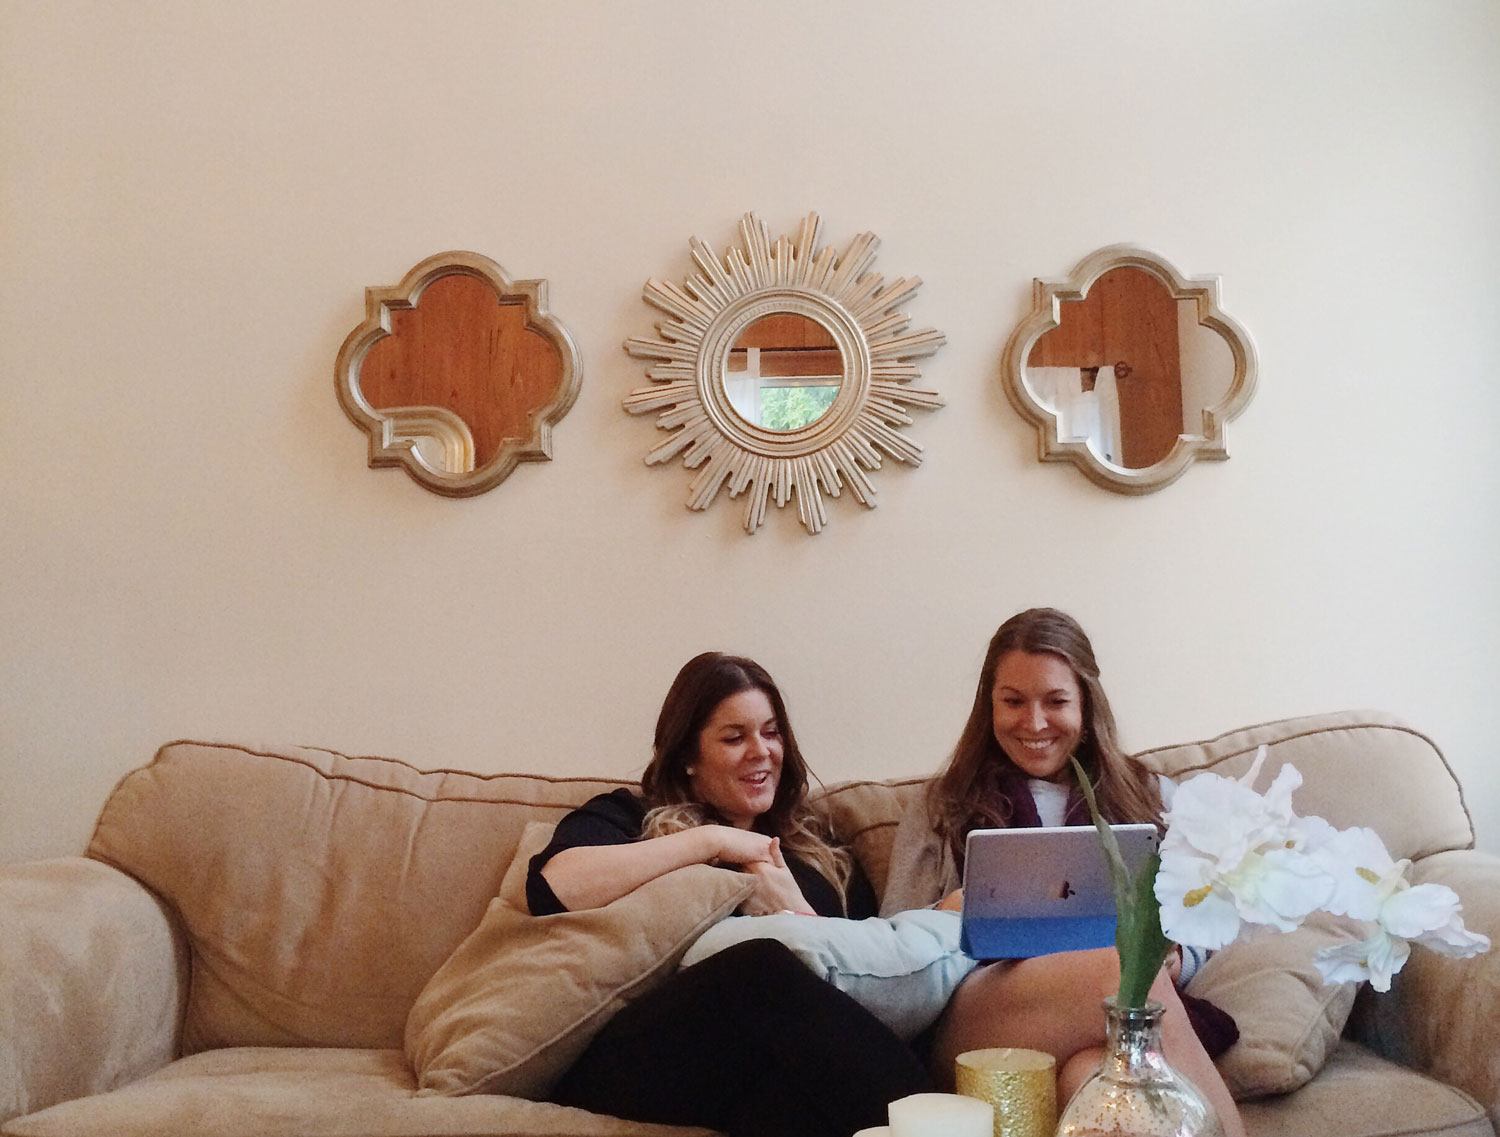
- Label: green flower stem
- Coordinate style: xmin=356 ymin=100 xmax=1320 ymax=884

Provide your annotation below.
xmin=1071 ymin=758 xmax=1172 ymax=1009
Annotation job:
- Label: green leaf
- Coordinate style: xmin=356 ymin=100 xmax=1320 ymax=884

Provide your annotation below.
xmin=1071 ymin=757 xmax=1129 ymax=909
xmin=1071 ymin=757 xmax=1172 ymax=1008
xmin=1117 ymin=851 xmax=1172 ymax=1008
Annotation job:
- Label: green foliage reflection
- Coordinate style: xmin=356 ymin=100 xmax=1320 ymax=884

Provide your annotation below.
xmin=758 ymin=385 xmax=838 ymax=431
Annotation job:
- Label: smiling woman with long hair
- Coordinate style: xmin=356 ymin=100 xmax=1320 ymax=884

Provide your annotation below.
xmin=915 ymin=606 xmax=1161 ymax=877
xmin=526 ymin=651 xmax=929 ymax=1137
xmin=882 ymin=610 xmax=1246 ymax=1137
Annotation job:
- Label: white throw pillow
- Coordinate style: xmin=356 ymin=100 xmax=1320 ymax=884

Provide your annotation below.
xmin=680 ymin=909 xmax=977 ymax=1040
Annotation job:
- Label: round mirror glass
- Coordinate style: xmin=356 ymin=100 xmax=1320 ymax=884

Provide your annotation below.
xmin=723 ymin=312 xmax=844 ymax=431
xmin=1024 ymin=265 xmax=1234 ymax=470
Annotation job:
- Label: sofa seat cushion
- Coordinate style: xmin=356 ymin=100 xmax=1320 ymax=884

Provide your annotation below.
xmin=0 ymin=1048 xmax=718 ymax=1137
xmin=1237 ymin=1042 xmax=1493 ymax=1137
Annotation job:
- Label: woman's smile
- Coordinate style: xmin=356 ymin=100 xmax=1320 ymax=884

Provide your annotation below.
xmin=991 ymin=650 xmax=1085 ymax=782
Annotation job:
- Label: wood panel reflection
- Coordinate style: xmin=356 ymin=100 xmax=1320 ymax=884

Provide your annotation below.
xmin=1028 ymin=267 xmax=1182 ymax=469
xmin=358 ymin=274 xmax=564 ymax=468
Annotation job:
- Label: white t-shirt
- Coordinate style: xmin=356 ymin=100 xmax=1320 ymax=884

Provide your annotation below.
xmin=1028 ymin=778 xmax=1071 ymax=827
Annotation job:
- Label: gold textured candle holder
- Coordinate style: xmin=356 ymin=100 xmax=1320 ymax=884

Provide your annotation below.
xmin=955 ymin=1048 xmax=1057 ymax=1137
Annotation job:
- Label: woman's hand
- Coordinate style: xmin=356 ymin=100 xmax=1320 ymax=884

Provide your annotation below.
xmin=1164 ymin=944 xmax=1183 ymax=983
xmin=737 ymin=838 xmax=816 ymax=916
xmin=938 ymin=888 xmax=964 ymax=912
xmin=699 ymin=825 xmax=778 ymax=867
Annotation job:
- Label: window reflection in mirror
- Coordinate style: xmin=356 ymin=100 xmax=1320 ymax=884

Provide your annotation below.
xmin=1025 ymin=266 xmax=1233 ymax=469
xmin=724 ymin=312 xmax=844 ymax=431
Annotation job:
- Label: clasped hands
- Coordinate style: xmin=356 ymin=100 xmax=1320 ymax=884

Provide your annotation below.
xmin=703 ymin=825 xmax=815 ymax=917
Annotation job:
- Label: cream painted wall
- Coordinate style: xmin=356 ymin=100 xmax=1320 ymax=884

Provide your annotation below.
xmin=3 ymin=1 xmax=1498 ymax=863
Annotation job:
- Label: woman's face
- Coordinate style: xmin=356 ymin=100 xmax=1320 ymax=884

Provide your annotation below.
xmin=990 ymin=650 xmax=1085 ymax=783
xmin=688 ymin=687 xmax=784 ymax=829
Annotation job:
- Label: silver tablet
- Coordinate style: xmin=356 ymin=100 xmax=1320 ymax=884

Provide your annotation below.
xmin=960 ymin=824 xmax=1160 ymax=959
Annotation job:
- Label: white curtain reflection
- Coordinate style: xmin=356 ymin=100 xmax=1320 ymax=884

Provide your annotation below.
xmin=724 ymin=347 xmax=762 ymax=423
xmin=1028 ymin=366 xmax=1121 ymax=465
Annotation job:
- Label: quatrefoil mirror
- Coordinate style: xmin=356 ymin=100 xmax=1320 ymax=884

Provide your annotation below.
xmin=624 ymin=212 xmax=946 ymax=534
xmin=335 ymin=251 xmax=581 ymax=498
xmin=1001 ymin=245 xmax=1257 ymax=494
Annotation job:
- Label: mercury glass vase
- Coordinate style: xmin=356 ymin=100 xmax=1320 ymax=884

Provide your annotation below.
xmin=1055 ymin=999 xmax=1222 ymax=1137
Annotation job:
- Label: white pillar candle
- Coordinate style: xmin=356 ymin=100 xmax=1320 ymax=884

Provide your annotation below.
xmin=853 ymin=1128 xmax=892 ymax=1137
xmin=889 ymin=1092 xmax=994 ymax=1137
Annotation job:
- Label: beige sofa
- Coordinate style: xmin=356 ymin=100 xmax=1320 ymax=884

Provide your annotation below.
xmin=1 ymin=710 xmax=1496 ymax=1137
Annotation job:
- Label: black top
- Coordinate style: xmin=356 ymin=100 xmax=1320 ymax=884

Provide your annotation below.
xmin=526 ymin=788 xmax=877 ymax=919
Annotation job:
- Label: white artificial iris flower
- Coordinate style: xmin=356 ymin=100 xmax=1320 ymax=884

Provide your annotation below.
xmin=1154 ymin=746 xmax=1336 ymax=949
xmin=1079 ymin=744 xmax=1489 ymax=1011
xmin=1309 ymin=825 xmax=1490 ymax=989
xmin=1313 ymin=928 xmax=1411 ymax=992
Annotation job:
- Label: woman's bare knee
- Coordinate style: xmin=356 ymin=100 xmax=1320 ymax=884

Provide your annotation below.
xmin=1058 ymin=1046 xmax=1103 ymax=1104
xmin=930 ymin=949 xmax=1124 ymax=1082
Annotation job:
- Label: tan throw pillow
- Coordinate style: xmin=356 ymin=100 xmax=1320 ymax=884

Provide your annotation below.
xmin=1185 ymin=911 xmax=1364 ymax=1100
xmin=404 ymin=820 xmax=755 ymax=1100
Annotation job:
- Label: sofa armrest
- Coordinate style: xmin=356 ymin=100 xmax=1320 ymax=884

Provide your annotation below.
xmin=0 ymin=857 xmax=187 ymax=1125
xmin=1349 ymin=849 xmax=1500 ymax=1122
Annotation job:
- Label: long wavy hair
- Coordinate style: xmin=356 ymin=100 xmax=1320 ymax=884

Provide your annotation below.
xmin=928 ymin=608 xmax=1162 ymax=868
xmin=639 ymin=652 xmax=852 ymax=905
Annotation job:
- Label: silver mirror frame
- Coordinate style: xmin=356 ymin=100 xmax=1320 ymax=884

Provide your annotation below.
xmin=1001 ymin=245 xmax=1258 ymax=495
xmin=624 ymin=213 xmax=945 ymax=534
xmin=335 ymin=251 xmax=582 ymax=499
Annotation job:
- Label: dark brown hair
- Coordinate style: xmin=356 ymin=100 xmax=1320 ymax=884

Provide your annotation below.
xmin=640 ymin=652 xmax=851 ymax=900
xmin=928 ymin=609 xmax=1162 ymax=867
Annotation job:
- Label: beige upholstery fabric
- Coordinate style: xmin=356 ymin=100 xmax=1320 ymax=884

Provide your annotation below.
xmin=1 ymin=717 xmax=1489 ymax=1137
xmin=0 ymin=858 xmax=186 ymax=1123
xmin=1347 ymin=848 xmax=1500 ymax=1127
xmin=810 ymin=777 xmax=923 ymax=900
xmin=0 ymin=1047 xmax=716 ymax=1137
xmin=1186 ymin=912 xmax=1364 ymax=1099
xmin=1237 ymin=1042 xmax=1492 ymax=1137
xmin=405 ymin=822 xmax=755 ymax=1099
xmin=1135 ymin=710 xmax=1475 ymax=860
xmin=86 ymin=741 xmax=632 ymax=1052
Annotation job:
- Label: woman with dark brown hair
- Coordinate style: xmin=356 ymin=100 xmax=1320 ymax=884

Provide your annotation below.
xmin=528 ymin=651 xmax=929 ymax=1137
xmin=882 ymin=609 xmax=1246 ymax=1137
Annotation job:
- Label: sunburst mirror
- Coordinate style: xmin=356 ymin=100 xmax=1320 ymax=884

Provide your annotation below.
xmin=624 ymin=212 xmax=946 ymax=534
xmin=1001 ymin=245 xmax=1257 ymax=495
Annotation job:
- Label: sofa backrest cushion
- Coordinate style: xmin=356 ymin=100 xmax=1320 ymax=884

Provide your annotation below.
xmin=809 ymin=777 xmax=924 ymax=900
xmin=1133 ymin=710 xmax=1475 ymax=861
xmin=86 ymin=741 xmax=633 ymax=1052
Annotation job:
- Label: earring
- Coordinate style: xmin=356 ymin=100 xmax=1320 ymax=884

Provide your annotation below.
xmin=685 ymin=766 xmax=696 ymax=776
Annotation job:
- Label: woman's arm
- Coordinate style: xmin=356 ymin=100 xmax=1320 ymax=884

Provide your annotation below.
xmin=541 ymin=823 xmax=775 ymax=911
